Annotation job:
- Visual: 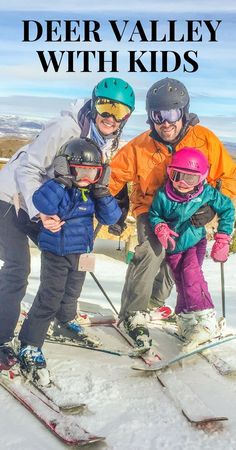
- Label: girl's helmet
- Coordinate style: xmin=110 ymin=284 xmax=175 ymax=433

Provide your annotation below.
xmin=167 ymin=147 xmax=209 ymax=185
xmin=165 ymin=147 xmax=209 ymax=202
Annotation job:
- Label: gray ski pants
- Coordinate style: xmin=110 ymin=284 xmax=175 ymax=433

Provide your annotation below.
xmin=119 ymin=213 xmax=174 ymax=320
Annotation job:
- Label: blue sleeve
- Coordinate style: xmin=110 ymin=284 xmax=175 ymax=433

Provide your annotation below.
xmin=149 ymin=190 xmax=166 ymax=230
xmin=94 ymin=195 xmax=122 ymax=225
xmin=32 ymin=179 xmax=65 ymax=215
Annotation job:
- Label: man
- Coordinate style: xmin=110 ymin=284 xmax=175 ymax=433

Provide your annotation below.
xmin=0 ymin=77 xmax=135 ymax=369
xmin=109 ymin=77 xmax=236 ymax=349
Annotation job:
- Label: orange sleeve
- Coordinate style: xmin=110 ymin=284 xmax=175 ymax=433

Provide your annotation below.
xmin=206 ymin=131 xmax=236 ymax=200
xmin=109 ymin=140 xmax=137 ymax=196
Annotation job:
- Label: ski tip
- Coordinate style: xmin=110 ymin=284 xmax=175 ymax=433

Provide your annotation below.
xmin=85 ymin=435 xmax=106 ymax=444
xmin=182 ymin=410 xmax=228 ymax=424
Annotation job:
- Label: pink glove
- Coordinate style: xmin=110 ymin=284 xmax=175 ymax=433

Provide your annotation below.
xmin=210 ymin=233 xmax=231 ymax=263
xmin=154 ymin=223 xmax=179 ymax=251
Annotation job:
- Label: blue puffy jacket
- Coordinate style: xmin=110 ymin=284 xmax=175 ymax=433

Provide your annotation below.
xmin=33 ymin=179 xmax=121 ymax=256
xmin=149 ymin=183 xmax=235 ymax=254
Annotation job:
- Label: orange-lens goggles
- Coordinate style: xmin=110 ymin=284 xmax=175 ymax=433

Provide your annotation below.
xmin=95 ymin=98 xmax=131 ymax=122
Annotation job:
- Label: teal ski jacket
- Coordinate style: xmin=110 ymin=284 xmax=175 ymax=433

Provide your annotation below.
xmin=149 ymin=183 xmax=235 ymax=254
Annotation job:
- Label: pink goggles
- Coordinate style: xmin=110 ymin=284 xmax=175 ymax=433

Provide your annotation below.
xmin=168 ymin=168 xmax=201 ymax=187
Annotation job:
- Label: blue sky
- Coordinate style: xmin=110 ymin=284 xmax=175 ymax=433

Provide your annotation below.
xmin=0 ymin=1 xmax=236 ymax=141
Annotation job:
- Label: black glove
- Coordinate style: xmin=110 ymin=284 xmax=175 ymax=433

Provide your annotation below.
xmin=92 ymin=165 xmax=111 ymax=199
xmin=54 ymin=156 xmax=73 ymax=188
xmin=108 ymin=185 xmax=130 ymax=236
xmin=190 ymin=204 xmax=216 ymax=228
xmin=108 ymin=208 xmax=128 ymax=236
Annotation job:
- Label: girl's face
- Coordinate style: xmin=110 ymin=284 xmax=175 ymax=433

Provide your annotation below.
xmin=172 ymin=180 xmax=194 ymax=193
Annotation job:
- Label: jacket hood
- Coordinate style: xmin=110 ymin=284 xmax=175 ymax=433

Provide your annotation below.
xmin=60 ymin=99 xmax=91 ymax=130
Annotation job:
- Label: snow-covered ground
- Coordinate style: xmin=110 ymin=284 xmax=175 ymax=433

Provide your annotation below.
xmin=0 ymin=240 xmax=236 ymax=450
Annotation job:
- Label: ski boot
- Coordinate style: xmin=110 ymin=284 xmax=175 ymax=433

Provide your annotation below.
xmin=149 ymin=305 xmax=176 ymax=322
xmin=176 ymin=308 xmax=223 ymax=352
xmin=0 ymin=343 xmax=18 ymax=371
xmin=18 ymin=345 xmax=50 ymax=387
xmin=123 ymin=311 xmax=152 ymax=351
xmin=50 ymin=318 xmax=101 ymax=347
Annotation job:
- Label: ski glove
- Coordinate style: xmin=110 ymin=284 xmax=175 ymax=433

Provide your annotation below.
xmin=154 ymin=223 xmax=179 ymax=251
xmin=108 ymin=208 xmax=128 ymax=236
xmin=92 ymin=165 xmax=111 ymax=199
xmin=54 ymin=156 xmax=73 ymax=189
xmin=190 ymin=204 xmax=216 ymax=228
xmin=210 ymin=233 xmax=231 ymax=263
xmin=108 ymin=185 xmax=129 ymax=236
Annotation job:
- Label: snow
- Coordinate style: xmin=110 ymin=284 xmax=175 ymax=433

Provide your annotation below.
xmin=1 ymin=240 xmax=236 ymax=450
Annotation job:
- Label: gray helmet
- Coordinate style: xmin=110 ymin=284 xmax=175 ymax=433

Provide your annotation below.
xmin=146 ymin=78 xmax=190 ymax=121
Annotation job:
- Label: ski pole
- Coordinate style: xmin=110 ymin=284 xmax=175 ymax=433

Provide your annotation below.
xmin=220 ymin=262 xmax=226 ymax=318
xmin=89 ymin=271 xmax=119 ymax=315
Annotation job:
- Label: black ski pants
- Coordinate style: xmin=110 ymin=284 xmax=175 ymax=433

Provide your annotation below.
xmin=19 ymin=251 xmax=86 ymax=348
xmin=0 ymin=201 xmax=40 ymax=344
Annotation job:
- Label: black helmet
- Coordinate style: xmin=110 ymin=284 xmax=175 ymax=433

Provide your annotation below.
xmin=146 ymin=78 xmax=190 ymax=122
xmin=58 ymin=137 xmax=103 ymax=167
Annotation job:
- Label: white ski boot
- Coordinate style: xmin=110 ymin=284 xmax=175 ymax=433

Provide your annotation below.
xmin=123 ymin=311 xmax=152 ymax=350
xmin=176 ymin=309 xmax=223 ymax=352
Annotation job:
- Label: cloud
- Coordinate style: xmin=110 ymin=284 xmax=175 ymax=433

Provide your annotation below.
xmin=1 ymin=0 xmax=236 ymax=12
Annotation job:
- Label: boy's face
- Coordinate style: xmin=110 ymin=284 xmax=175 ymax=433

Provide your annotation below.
xmin=71 ymin=166 xmax=102 ymax=187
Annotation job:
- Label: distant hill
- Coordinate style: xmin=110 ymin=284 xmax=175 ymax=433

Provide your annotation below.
xmin=0 ymin=114 xmax=236 ymax=160
xmin=224 ymin=142 xmax=236 ymax=157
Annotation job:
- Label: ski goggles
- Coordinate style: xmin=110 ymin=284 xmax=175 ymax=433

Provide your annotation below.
xmin=150 ymin=108 xmax=183 ymax=125
xmin=95 ymin=98 xmax=132 ymax=122
xmin=168 ymin=168 xmax=201 ymax=187
xmin=70 ymin=165 xmax=103 ymax=184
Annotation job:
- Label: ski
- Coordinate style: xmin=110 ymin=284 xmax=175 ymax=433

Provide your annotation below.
xmin=20 ymin=372 xmax=87 ymax=415
xmin=153 ymin=323 xmax=236 ymax=376
xmin=111 ymin=322 xmax=228 ymax=424
xmin=45 ymin=335 xmax=126 ymax=357
xmin=0 ymin=375 xmax=105 ymax=446
xmin=131 ymin=334 xmax=236 ymax=372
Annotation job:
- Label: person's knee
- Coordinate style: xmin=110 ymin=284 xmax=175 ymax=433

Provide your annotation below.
xmin=2 ymin=262 xmax=30 ymax=285
xmin=132 ymin=240 xmax=158 ymax=265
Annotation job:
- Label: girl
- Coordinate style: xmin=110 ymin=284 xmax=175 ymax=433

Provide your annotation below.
xmin=149 ymin=147 xmax=235 ymax=349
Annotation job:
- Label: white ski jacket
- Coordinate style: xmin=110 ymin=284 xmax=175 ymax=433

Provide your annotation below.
xmin=0 ymin=100 xmax=85 ymax=218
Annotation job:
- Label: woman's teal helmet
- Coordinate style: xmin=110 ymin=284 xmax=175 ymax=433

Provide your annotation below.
xmin=93 ymin=77 xmax=135 ymax=112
